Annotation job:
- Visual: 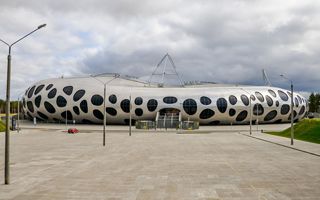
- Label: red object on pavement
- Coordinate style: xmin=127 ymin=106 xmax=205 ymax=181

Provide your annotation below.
xmin=68 ymin=128 xmax=79 ymax=134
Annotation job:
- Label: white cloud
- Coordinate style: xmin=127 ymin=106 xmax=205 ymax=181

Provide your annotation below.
xmin=0 ymin=0 xmax=319 ymax=100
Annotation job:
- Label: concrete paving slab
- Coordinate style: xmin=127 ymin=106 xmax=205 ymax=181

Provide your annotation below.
xmin=0 ymin=124 xmax=319 ymax=199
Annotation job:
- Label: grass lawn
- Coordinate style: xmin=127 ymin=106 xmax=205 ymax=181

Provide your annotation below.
xmin=267 ymin=119 xmax=320 ymax=144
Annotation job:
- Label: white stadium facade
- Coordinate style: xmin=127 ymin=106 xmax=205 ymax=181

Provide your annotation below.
xmin=21 ymin=73 xmax=308 ymax=125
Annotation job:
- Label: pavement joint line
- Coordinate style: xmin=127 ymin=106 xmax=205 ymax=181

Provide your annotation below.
xmin=238 ymin=132 xmax=320 ymax=158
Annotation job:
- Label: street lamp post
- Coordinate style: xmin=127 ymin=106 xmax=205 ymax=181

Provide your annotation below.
xmin=280 ymin=74 xmax=294 ymax=145
xmin=91 ymin=74 xmax=119 ymax=146
xmin=0 ymin=24 xmax=46 ymax=185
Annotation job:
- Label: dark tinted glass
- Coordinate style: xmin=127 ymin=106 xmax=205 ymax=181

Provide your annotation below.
xmin=199 ymin=109 xmax=214 ymax=119
xmin=236 ymin=110 xmax=248 ymax=122
xmin=268 ymin=89 xmax=277 ymax=97
xmin=63 ymin=86 xmax=73 ymax=95
xmin=46 ymin=84 xmax=53 ymax=90
xmin=135 ymin=108 xmax=143 ymax=116
xmin=48 ymin=88 xmax=57 ymax=99
xmin=183 ymin=99 xmax=197 ymax=115
xmin=278 ymin=90 xmax=289 ymax=101
xmin=229 ymin=108 xmax=236 ymax=116
xmin=73 ymin=90 xmax=86 ymax=102
xmin=27 ymin=101 xmax=34 ymax=113
xmin=93 ymin=109 xmax=104 ymax=120
xmin=106 ymin=107 xmax=117 ymax=116
xmin=109 ymin=94 xmax=117 ymax=104
xmin=147 ymin=99 xmax=158 ymax=112
xmin=241 ymin=95 xmax=249 ymax=106
xmin=73 ymin=106 xmax=80 ymax=115
xmin=37 ymin=111 xmax=48 ymax=120
xmin=56 ymin=96 xmax=67 ymax=107
xmin=253 ymin=103 xmax=264 ymax=115
xmin=299 ymin=106 xmax=305 ymax=115
xmin=250 ymin=95 xmax=256 ymax=101
xmin=264 ymin=110 xmax=277 ymax=121
xmin=120 ymin=99 xmax=130 ymax=113
xmin=28 ymin=86 xmax=35 ymax=98
xmin=255 ymin=92 xmax=264 ymax=102
xmin=91 ymin=95 xmax=104 ymax=106
xmin=80 ymin=100 xmax=88 ymax=113
xmin=200 ymin=96 xmax=211 ymax=105
xmin=281 ymin=104 xmax=290 ymax=115
xmin=163 ymin=96 xmax=177 ymax=104
xmin=35 ymin=85 xmax=45 ymax=95
xmin=135 ymin=97 xmax=143 ymax=105
xmin=35 ymin=95 xmax=42 ymax=108
xmin=217 ymin=98 xmax=227 ymax=113
xmin=265 ymin=95 xmax=273 ymax=106
xmin=229 ymin=95 xmax=237 ymax=105
xmin=44 ymin=101 xmax=56 ymax=114
xmin=295 ymin=97 xmax=299 ymax=107
xmin=61 ymin=110 xmax=73 ymax=120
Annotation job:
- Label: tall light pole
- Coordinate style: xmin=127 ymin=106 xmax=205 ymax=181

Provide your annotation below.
xmin=0 ymin=23 xmax=46 ymax=185
xmin=90 ymin=74 xmax=119 ymax=146
xmin=240 ymin=88 xmax=252 ymax=135
xmin=280 ymin=74 xmax=294 ymax=145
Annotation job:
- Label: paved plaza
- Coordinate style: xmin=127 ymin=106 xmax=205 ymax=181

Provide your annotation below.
xmin=0 ymin=123 xmax=320 ymax=199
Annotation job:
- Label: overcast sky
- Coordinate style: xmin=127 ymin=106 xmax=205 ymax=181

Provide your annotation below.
xmin=0 ymin=0 xmax=319 ymax=99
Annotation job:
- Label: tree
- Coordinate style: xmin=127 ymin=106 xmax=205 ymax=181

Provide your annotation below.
xmin=309 ymin=93 xmax=320 ymax=113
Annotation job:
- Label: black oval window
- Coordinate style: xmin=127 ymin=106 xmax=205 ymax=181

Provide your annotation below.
xmin=91 ymin=95 xmax=104 ymax=106
xmin=120 ymin=99 xmax=130 ymax=113
xmin=217 ymin=98 xmax=227 ymax=113
xmin=63 ymin=86 xmax=73 ymax=95
xmin=135 ymin=108 xmax=143 ymax=116
xmin=73 ymin=106 xmax=80 ymax=115
xmin=250 ymin=95 xmax=256 ymax=101
xmin=295 ymin=97 xmax=299 ymax=107
xmin=200 ymin=96 xmax=211 ymax=105
xmin=253 ymin=103 xmax=264 ymax=116
xmin=199 ymin=109 xmax=214 ymax=119
xmin=109 ymin=94 xmax=117 ymax=104
xmin=265 ymin=95 xmax=273 ymax=107
xmin=281 ymin=104 xmax=290 ymax=115
xmin=48 ymin=88 xmax=57 ymax=99
xmin=37 ymin=111 xmax=48 ymax=120
xmin=255 ymin=92 xmax=264 ymax=102
xmin=135 ymin=97 xmax=143 ymax=105
xmin=229 ymin=95 xmax=237 ymax=105
xmin=46 ymin=84 xmax=53 ymax=90
xmin=80 ymin=100 xmax=88 ymax=113
xmin=183 ymin=99 xmax=197 ymax=115
xmin=229 ymin=108 xmax=236 ymax=117
xmin=27 ymin=101 xmax=34 ymax=113
xmin=276 ymin=101 xmax=279 ymax=107
xmin=73 ymin=90 xmax=86 ymax=102
xmin=268 ymin=89 xmax=277 ymax=97
xmin=278 ymin=90 xmax=289 ymax=101
xmin=241 ymin=95 xmax=249 ymax=106
xmin=299 ymin=106 xmax=305 ymax=115
xmin=236 ymin=110 xmax=248 ymax=122
xmin=34 ymin=85 xmax=45 ymax=95
xmin=56 ymin=96 xmax=67 ymax=107
xmin=28 ymin=86 xmax=35 ymax=98
xmin=264 ymin=110 xmax=277 ymax=121
xmin=106 ymin=107 xmax=117 ymax=116
xmin=93 ymin=109 xmax=104 ymax=120
xmin=61 ymin=110 xmax=73 ymax=120
xmin=44 ymin=101 xmax=56 ymax=114
xmin=34 ymin=95 xmax=42 ymax=108
xmin=163 ymin=96 xmax=177 ymax=104
xmin=147 ymin=99 xmax=158 ymax=112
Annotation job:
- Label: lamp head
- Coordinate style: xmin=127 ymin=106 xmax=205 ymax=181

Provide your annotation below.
xmin=38 ymin=24 xmax=47 ymax=29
